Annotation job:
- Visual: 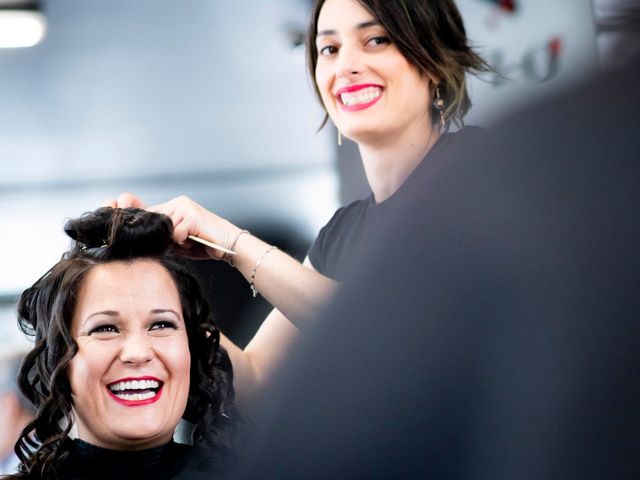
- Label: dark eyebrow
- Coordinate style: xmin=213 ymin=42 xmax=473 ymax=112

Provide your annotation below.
xmin=150 ymin=309 xmax=180 ymax=319
xmin=83 ymin=310 xmax=118 ymax=325
xmin=317 ymin=20 xmax=381 ymax=38
xmin=87 ymin=310 xmax=118 ymax=319
xmin=83 ymin=309 xmax=180 ymax=325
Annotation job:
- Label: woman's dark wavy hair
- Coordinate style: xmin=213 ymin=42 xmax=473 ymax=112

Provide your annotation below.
xmin=306 ymin=0 xmax=493 ymax=130
xmin=7 ymin=207 xmax=235 ymax=479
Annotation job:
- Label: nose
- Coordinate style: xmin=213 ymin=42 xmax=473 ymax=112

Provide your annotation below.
xmin=335 ymin=43 xmax=364 ymax=79
xmin=119 ymin=332 xmax=154 ymax=366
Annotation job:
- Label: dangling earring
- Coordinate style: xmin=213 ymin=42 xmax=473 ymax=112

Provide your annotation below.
xmin=338 ymin=130 xmax=343 ymax=146
xmin=433 ymin=85 xmax=446 ymax=129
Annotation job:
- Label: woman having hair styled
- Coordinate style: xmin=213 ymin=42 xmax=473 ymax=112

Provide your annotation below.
xmin=108 ymin=0 xmax=492 ymax=407
xmin=5 ymin=208 xmax=235 ymax=479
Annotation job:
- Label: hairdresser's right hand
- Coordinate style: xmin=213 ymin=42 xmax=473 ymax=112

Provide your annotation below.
xmin=105 ymin=193 xmax=241 ymax=260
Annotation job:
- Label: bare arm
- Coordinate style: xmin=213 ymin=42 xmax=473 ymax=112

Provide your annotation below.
xmin=227 ymin=232 xmax=336 ymax=327
xmin=221 ymin=257 xmax=327 ymax=410
xmin=107 ymin=194 xmax=337 ymax=407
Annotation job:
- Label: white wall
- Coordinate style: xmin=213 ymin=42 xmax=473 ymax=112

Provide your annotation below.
xmin=460 ymin=0 xmax=599 ymax=124
xmin=0 ymin=0 xmax=340 ymax=348
xmin=0 ymin=0 xmax=339 ymax=300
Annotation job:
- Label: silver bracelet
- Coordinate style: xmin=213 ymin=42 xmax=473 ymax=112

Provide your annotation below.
xmin=224 ymin=230 xmax=250 ymax=266
xmin=250 ymin=245 xmax=277 ymax=298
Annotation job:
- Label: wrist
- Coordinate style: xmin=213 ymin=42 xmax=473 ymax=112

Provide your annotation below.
xmin=224 ymin=229 xmax=250 ymax=266
xmin=249 ymin=245 xmax=278 ymax=297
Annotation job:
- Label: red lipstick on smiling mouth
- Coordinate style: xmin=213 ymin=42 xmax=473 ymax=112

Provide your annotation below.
xmin=107 ymin=376 xmax=164 ymax=407
xmin=335 ymin=83 xmax=383 ymax=112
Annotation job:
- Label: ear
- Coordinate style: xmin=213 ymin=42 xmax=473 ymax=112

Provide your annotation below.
xmin=425 ymin=72 xmax=441 ymax=87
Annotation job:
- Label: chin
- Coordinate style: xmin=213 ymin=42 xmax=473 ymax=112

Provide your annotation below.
xmin=338 ymin=126 xmax=363 ymax=141
xmin=114 ymin=424 xmax=173 ymax=446
xmin=114 ymin=432 xmax=171 ymax=450
xmin=339 ymin=119 xmax=387 ymax=142
xmin=343 ymin=128 xmax=382 ymax=145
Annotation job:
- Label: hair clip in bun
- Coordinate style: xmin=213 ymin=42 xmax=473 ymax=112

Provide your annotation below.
xmin=80 ymin=240 xmax=109 ymax=252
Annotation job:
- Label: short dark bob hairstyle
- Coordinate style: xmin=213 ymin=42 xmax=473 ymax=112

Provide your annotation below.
xmin=306 ymin=0 xmax=492 ymax=129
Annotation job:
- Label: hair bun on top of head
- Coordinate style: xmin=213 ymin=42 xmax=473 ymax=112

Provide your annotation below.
xmin=64 ymin=207 xmax=174 ymax=259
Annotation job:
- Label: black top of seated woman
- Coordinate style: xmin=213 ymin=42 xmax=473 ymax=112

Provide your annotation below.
xmin=55 ymin=438 xmax=222 ymax=479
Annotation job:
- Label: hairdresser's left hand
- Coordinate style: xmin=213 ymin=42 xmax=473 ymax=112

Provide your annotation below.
xmin=148 ymin=195 xmax=243 ymax=260
xmin=103 ymin=192 xmax=147 ymax=209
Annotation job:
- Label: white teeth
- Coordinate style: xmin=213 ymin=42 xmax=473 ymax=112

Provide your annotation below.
xmin=340 ymin=87 xmax=381 ymax=107
xmin=109 ymin=379 xmax=160 ymax=392
xmin=115 ymin=391 xmax=156 ymax=401
xmin=109 ymin=379 xmax=161 ymax=402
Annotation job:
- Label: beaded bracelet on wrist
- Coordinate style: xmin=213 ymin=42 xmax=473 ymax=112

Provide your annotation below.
xmin=250 ymin=245 xmax=277 ymax=298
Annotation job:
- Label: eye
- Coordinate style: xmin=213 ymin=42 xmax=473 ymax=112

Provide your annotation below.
xmin=149 ymin=320 xmax=178 ymax=331
xmin=88 ymin=324 xmax=119 ymax=335
xmin=318 ymin=44 xmax=338 ymax=56
xmin=366 ymin=36 xmax=391 ymax=47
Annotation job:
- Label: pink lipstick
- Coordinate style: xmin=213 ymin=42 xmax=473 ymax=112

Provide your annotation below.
xmin=335 ymin=84 xmax=383 ymax=112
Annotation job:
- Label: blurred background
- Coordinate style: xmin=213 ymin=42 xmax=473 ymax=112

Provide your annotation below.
xmin=0 ymin=0 xmax=637 ymax=352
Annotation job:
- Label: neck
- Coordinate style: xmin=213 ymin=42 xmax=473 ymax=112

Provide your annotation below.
xmin=358 ymin=123 xmax=440 ymax=203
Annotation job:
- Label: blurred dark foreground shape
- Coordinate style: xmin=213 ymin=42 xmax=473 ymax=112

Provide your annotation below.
xmin=231 ymin=55 xmax=640 ymax=480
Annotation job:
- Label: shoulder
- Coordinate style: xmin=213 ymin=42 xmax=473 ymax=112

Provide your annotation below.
xmin=417 ymin=126 xmax=488 ymax=177
xmin=326 ymin=198 xmax=370 ymax=229
xmin=454 ymin=125 xmax=485 ymax=139
xmin=316 ymin=198 xmax=370 ymax=246
xmin=308 ymin=197 xmax=371 ymax=277
xmin=418 ymin=126 xmax=488 ymax=171
xmin=438 ymin=126 xmax=487 ymax=152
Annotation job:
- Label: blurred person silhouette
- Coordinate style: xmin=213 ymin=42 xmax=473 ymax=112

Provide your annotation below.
xmin=5 ymin=208 xmax=236 ymax=480
xmin=107 ymin=0 xmax=493 ymax=409
xmin=229 ymin=53 xmax=640 ymax=478
xmin=0 ymin=352 xmax=33 ymax=476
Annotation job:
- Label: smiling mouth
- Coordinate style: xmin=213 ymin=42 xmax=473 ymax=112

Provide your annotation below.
xmin=339 ymin=86 xmax=382 ymax=108
xmin=107 ymin=378 xmax=163 ymax=403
